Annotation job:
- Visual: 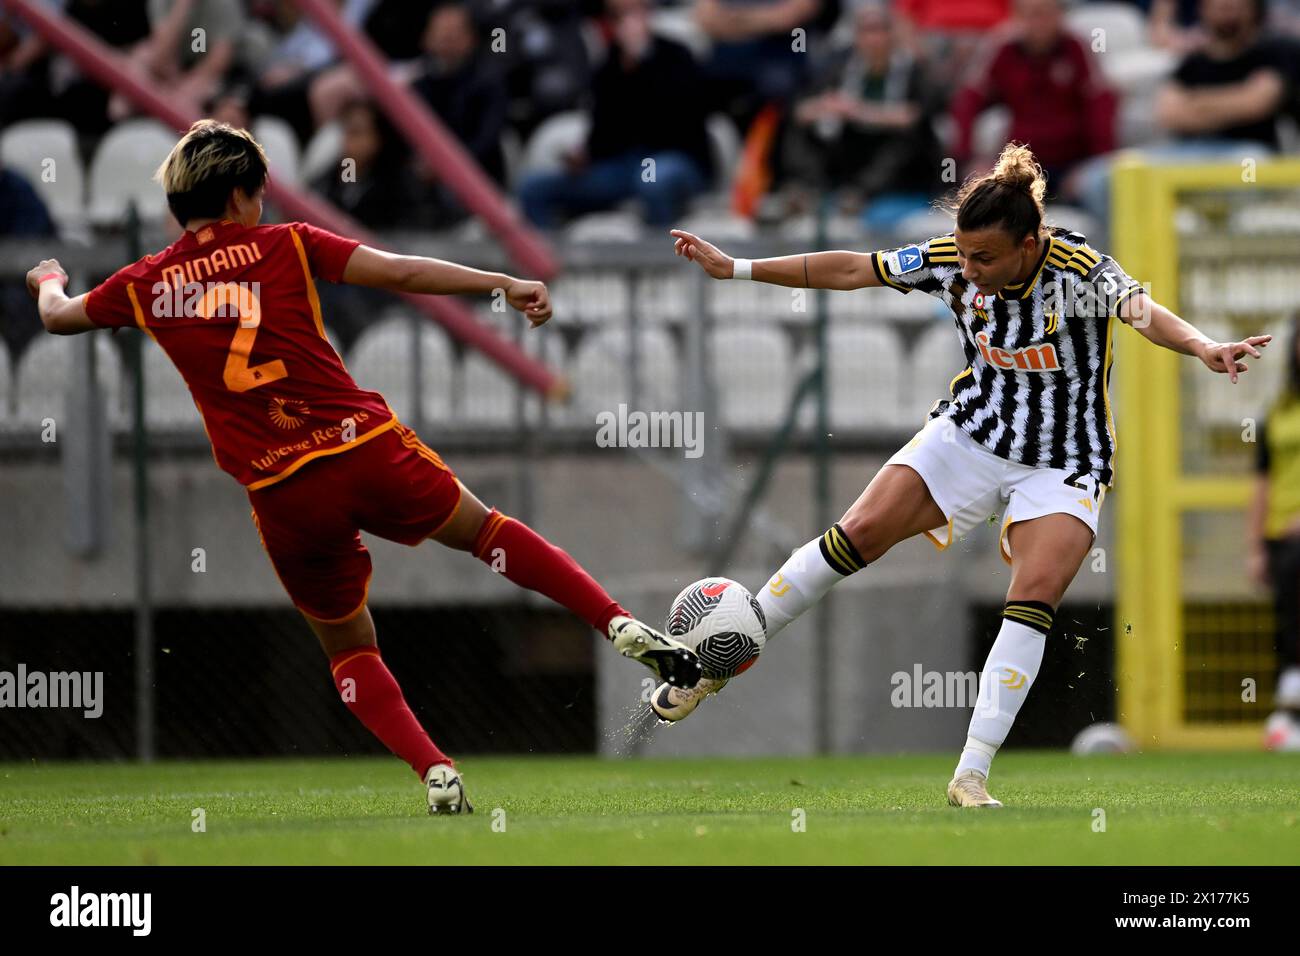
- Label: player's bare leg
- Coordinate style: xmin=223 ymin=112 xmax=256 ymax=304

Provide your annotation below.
xmin=430 ymin=480 xmax=701 ymax=687
xmin=653 ymin=464 xmax=945 ymax=721
xmin=948 ymin=513 xmax=1094 ymax=808
xmin=304 ymin=607 xmax=470 ymax=814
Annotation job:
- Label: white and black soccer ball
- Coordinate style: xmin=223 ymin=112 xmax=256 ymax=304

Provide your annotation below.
xmin=666 ymin=577 xmax=766 ymax=679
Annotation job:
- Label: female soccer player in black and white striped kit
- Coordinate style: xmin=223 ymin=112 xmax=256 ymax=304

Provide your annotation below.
xmin=665 ymin=143 xmax=1270 ymax=807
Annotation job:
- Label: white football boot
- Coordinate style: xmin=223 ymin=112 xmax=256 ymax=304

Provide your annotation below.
xmin=649 ymin=676 xmax=729 ymax=722
xmin=609 ymin=615 xmax=702 ymax=688
xmin=425 ymin=763 xmax=473 ymax=815
xmin=946 ymin=769 xmax=1003 ymax=808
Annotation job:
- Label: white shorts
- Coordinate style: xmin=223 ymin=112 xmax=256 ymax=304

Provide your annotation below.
xmin=884 ymin=416 xmax=1106 ymax=564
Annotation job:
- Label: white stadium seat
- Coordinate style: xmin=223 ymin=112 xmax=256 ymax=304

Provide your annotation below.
xmin=563 ymin=210 xmax=644 ymax=243
xmin=299 ymin=121 xmax=343 ymax=185
xmin=253 ymin=116 xmax=302 ymax=186
xmin=459 ymin=309 xmax=567 ymax=427
xmin=346 ymin=315 xmax=454 ymax=426
xmin=12 ymin=334 xmax=125 ymax=432
xmin=0 ymin=338 xmax=12 ymax=426
xmin=710 ymin=324 xmax=791 ymax=429
xmin=827 ymin=324 xmax=906 ymax=429
xmin=87 ymin=119 xmax=176 ymax=226
xmin=910 ymin=322 xmax=967 ymax=417
xmin=633 ymin=270 xmax=694 ymax=323
xmin=0 ymin=119 xmax=85 ymax=230
xmin=568 ymin=327 xmax=680 ymax=427
xmin=705 ymin=114 xmax=741 ymax=192
xmin=143 ymin=338 xmax=203 ymax=429
xmin=548 ymin=272 xmax=630 ymax=323
xmin=521 ymin=111 xmax=590 ymax=175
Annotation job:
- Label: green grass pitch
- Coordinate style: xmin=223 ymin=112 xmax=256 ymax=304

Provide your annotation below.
xmin=1 ymin=752 xmax=1297 ymax=865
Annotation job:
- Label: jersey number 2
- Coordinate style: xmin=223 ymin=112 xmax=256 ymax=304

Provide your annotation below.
xmin=198 ymin=283 xmax=287 ymax=393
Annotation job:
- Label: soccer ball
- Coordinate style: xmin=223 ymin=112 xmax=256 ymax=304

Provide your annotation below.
xmin=666 ymin=577 xmax=767 ymax=679
xmin=1069 ymin=721 xmax=1136 ymax=755
xmin=1264 ymin=711 xmax=1300 ymax=752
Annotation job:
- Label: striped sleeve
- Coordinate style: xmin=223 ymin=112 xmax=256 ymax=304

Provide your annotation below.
xmin=1081 ymin=252 xmax=1145 ymax=319
xmin=871 ymin=235 xmax=956 ymax=297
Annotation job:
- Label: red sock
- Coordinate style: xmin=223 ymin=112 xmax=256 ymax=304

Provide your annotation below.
xmin=330 ymin=647 xmax=451 ymax=779
xmin=472 ymin=509 xmax=626 ymax=634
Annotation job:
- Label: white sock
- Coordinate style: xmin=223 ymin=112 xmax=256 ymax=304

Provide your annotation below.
xmin=955 ymin=602 xmax=1052 ymax=778
xmin=756 ymin=525 xmax=866 ymax=641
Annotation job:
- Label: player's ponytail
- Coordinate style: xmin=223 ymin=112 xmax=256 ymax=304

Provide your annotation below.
xmin=947 ymin=142 xmax=1048 ymax=241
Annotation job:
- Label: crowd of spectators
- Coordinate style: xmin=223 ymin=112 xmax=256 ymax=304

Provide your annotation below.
xmin=0 ymin=0 xmax=1298 ymax=238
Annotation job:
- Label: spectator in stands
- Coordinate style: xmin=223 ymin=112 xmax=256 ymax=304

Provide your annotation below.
xmin=777 ymin=1 xmax=943 ymax=226
xmin=694 ymin=0 xmax=838 ymax=132
xmin=0 ymin=167 xmax=56 ymax=362
xmin=109 ymin=0 xmax=247 ymax=123
xmin=950 ymin=0 xmax=1117 ymax=201
xmin=411 ymin=2 xmax=509 ymax=187
xmin=1156 ymin=0 xmax=1288 ymax=150
xmin=516 ymin=0 xmax=714 ymax=230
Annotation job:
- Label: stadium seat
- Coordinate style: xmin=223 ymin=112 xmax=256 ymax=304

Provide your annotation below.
xmin=633 ymin=270 xmax=694 ymax=323
xmin=0 ymin=338 xmax=11 ymax=427
xmin=252 ymin=117 xmax=302 ymax=186
xmin=568 ymin=326 xmax=680 ymax=427
xmin=0 ymin=119 xmax=85 ymax=232
xmin=521 ymin=111 xmax=590 ymax=175
xmin=710 ymin=324 xmax=791 ymax=429
xmin=1046 ymin=205 xmax=1102 ymax=241
xmin=142 ymin=337 xmax=203 ymax=430
xmin=459 ymin=309 xmax=567 ymax=427
xmin=87 ymin=119 xmax=176 ymax=227
xmin=705 ymin=114 xmax=741 ymax=192
xmin=12 ymin=334 xmax=125 ymax=432
xmin=910 ymin=322 xmax=967 ymax=417
xmin=827 ymin=324 xmax=906 ymax=430
xmin=346 ymin=315 xmax=454 ymax=425
xmin=1189 ymin=320 xmax=1281 ymax=429
xmin=677 ymin=210 xmax=756 ymax=242
xmin=300 ymin=121 xmax=343 ymax=185
xmin=563 ymin=211 xmax=644 ymax=243
xmin=708 ymin=272 xmax=798 ymax=323
xmin=973 ymin=107 xmax=1011 ymax=161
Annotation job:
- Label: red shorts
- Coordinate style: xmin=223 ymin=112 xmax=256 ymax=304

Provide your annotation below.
xmin=248 ymin=420 xmax=461 ymax=622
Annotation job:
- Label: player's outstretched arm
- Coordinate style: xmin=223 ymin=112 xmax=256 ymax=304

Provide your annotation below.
xmin=341 ymin=245 xmax=552 ymax=326
xmin=26 ymin=259 xmax=95 ymax=335
xmin=1120 ymin=292 xmax=1270 ymax=385
xmin=668 ymin=228 xmax=884 ymax=291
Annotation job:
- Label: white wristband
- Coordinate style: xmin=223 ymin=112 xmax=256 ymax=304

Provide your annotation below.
xmin=732 ymin=258 xmax=752 ymax=280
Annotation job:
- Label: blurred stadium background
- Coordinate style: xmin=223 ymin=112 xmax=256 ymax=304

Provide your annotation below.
xmin=0 ymin=0 xmax=1297 ymax=765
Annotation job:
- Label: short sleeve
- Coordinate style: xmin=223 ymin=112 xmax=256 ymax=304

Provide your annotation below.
xmin=292 ymin=221 xmax=361 ymax=283
xmin=84 ymin=265 xmax=142 ymax=330
xmin=871 ymin=235 xmax=955 ymax=298
xmin=1080 ymin=254 xmax=1146 ymax=319
xmin=1257 ymin=418 xmax=1271 ymax=474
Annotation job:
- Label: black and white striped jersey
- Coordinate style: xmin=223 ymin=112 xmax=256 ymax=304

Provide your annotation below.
xmin=872 ymin=227 xmax=1145 ymax=487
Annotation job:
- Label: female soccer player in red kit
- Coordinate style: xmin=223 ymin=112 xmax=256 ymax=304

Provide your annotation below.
xmin=26 ymin=120 xmax=700 ymax=814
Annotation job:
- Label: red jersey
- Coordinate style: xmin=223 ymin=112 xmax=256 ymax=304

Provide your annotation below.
xmin=84 ymin=219 xmax=396 ymax=489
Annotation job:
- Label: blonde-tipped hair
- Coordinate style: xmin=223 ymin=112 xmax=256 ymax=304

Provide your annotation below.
xmin=155 ymin=119 xmax=269 ymax=225
xmin=944 ymin=142 xmax=1048 ymax=239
